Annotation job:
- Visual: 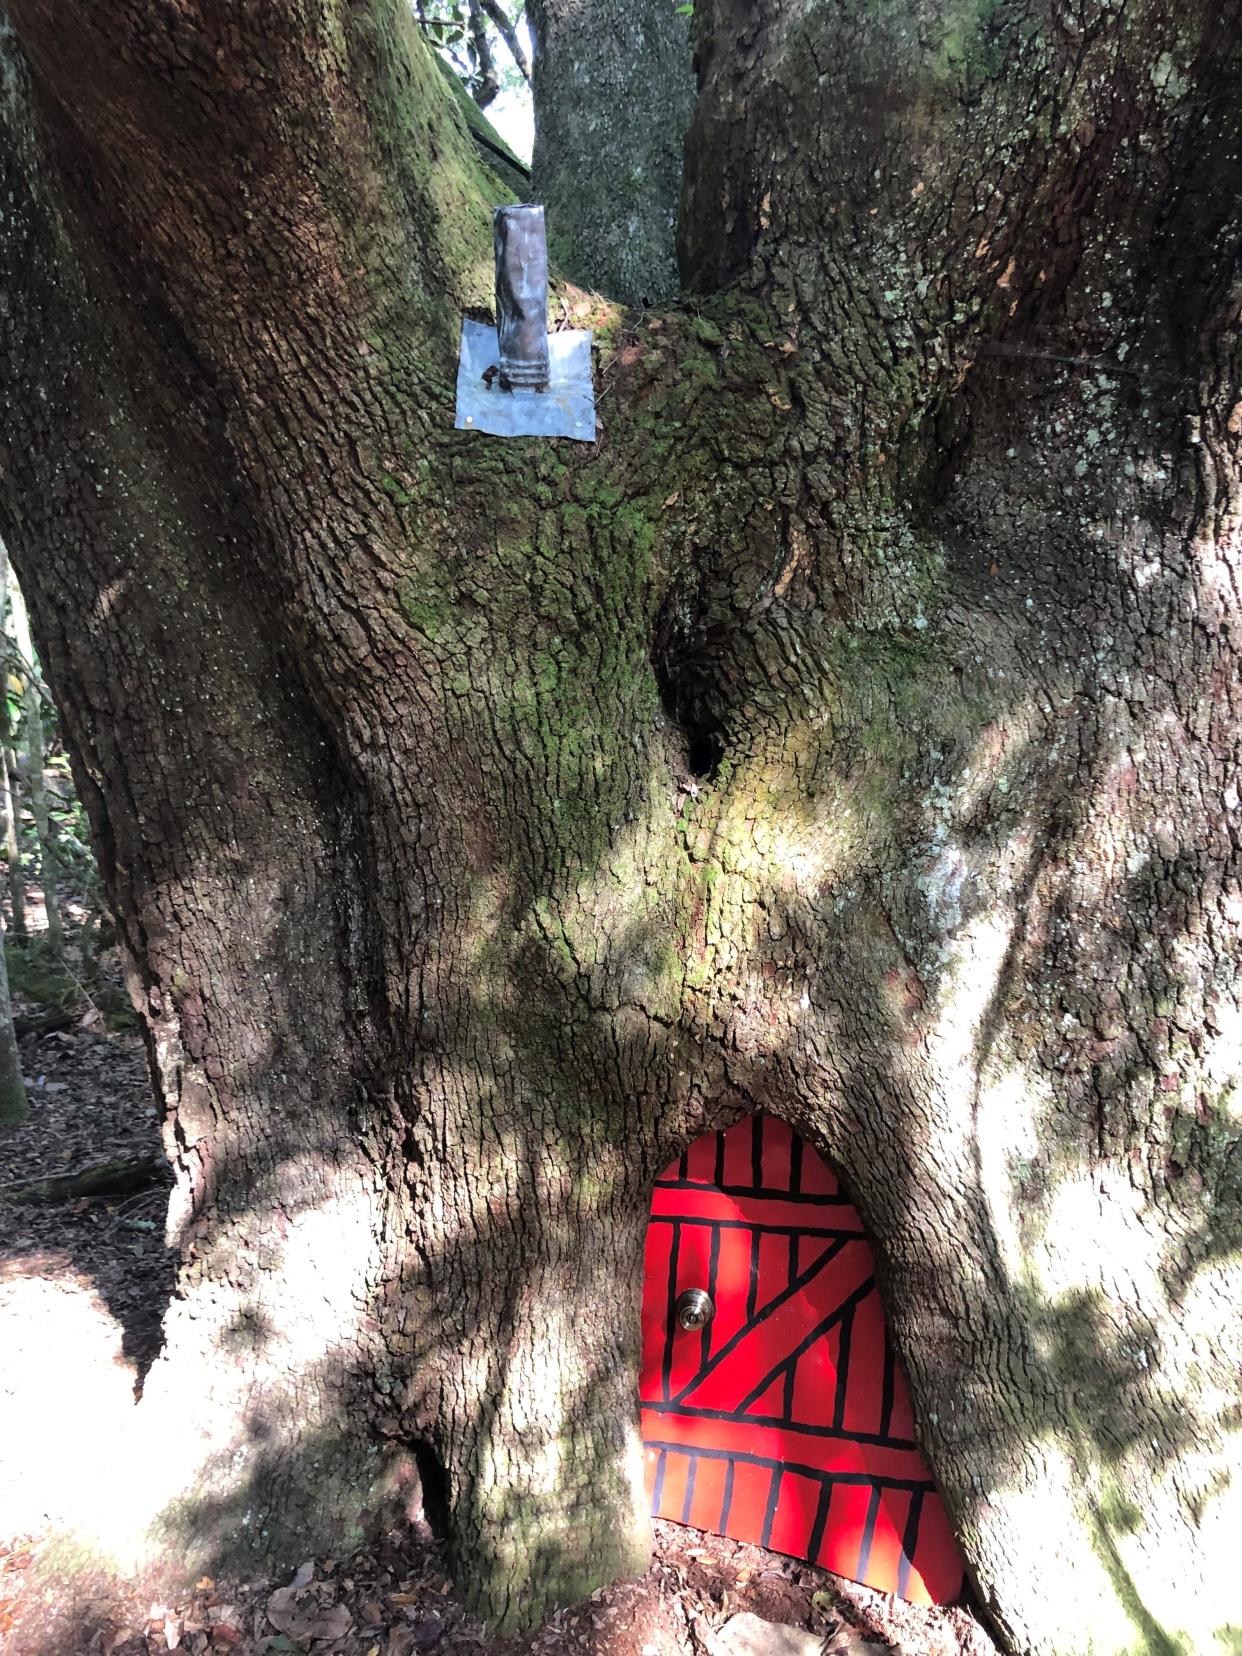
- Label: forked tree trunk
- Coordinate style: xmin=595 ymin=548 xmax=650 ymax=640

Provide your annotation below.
xmin=0 ymin=4 xmax=1239 ymax=1654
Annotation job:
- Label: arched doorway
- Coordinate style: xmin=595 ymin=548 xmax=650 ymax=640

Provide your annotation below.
xmin=639 ymin=1116 xmax=963 ymax=1606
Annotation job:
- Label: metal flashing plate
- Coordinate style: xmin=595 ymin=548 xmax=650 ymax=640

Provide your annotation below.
xmin=454 ymin=319 xmax=596 ymax=443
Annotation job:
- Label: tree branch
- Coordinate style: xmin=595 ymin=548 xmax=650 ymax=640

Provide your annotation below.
xmin=467 ymin=0 xmax=501 ymax=106
xmin=3 ymin=1152 xmax=164 ymax=1203
xmin=479 ymin=0 xmax=530 ymax=81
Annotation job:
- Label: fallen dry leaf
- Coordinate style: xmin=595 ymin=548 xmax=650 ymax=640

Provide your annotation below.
xmin=266 ymin=1583 xmax=352 ymax=1642
xmin=407 ymin=1611 xmax=444 ymax=1648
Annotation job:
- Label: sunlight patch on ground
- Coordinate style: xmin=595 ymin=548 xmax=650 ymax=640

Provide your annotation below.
xmin=0 ymin=1264 xmax=136 ymax=1543
xmin=0 ymin=1175 xmax=386 ymax=1576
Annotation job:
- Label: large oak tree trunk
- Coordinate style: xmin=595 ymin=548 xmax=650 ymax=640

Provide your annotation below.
xmin=0 ymin=3 xmax=1239 ymax=1653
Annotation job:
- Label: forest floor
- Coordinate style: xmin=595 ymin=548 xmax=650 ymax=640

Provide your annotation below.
xmin=0 ymin=959 xmax=997 ymax=1656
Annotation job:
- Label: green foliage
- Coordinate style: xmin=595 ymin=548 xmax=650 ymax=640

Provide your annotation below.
xmin=5 ymin=691 xmax=102 ymax=914
xmin=4 ymin=933 xmax=78 ymax=1008
xmin=415 ymin=0 xmax=528 ymax=109
xmin=0 ymin=580 xmax=114 ymax=1008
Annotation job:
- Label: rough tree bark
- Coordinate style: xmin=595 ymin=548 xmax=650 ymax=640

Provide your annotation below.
xmin=0 ymin=3 xmax=1239 ymax=1654
xmin=527 ymin=0 xmax=694 ymax=305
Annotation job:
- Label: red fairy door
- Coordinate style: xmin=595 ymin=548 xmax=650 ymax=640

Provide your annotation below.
xmin=639 ymin=1117 xmax=963 ymax=1606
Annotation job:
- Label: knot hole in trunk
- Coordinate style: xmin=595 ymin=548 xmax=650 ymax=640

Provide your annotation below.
xmin=651 ymin=591 xmax=730 ymax=781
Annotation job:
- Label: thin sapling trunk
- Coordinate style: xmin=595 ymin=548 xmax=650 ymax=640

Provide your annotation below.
xmin=0 ymin=552 xmax=26 ymax=941
xmin=7 ymin=569 xmax=63 ymax=961
xmin=1 ymin=743 xmax=26 ymax=941
xmin=0 ymin=904 xmax=27 ymax=1125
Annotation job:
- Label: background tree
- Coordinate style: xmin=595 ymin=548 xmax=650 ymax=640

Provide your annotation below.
xmin=0 ymin=550 xmax=28 ymax=1124
xmin=0 ymin=555 xmax=27 ymax=943
xmin=2 ymin=746 xmax=27 ymax=943
xmin=526 ymin=0 xmax=694 ymax=303
xmin=416 ymin=0 xmax=694 ymax=304
xmin=0 ymin=868 xmax=26 ymax=1126
xmin=5 ymin=555 xmax=63 ymax=962
xmin=0 ymin=4 xmax=1239 ymax=1656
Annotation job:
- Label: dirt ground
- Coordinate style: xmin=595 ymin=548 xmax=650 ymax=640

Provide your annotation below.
xmin=0 ymin=990 xmax=997 ymax=1656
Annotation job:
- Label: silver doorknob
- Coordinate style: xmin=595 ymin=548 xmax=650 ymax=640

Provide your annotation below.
xmin=675 ymin=1288 xmax=714 ymax=1331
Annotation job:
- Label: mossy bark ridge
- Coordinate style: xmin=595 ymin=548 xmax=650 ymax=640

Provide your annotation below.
xmin=0 ymin=3 xmax=1239 ymax=1652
